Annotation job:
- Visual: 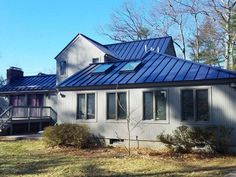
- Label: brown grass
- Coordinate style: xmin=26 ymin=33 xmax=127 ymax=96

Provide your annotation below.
xmin=0 ymin=140 xmax=236 ymax=177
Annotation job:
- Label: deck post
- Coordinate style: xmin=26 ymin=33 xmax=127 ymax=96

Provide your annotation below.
xmin=39 ymin=107 xmax=42 ymax=131
xmin=27 ymin=107 xmax=30 ymax=133
xmin=10 ymin=124 xmax=13 ymax=135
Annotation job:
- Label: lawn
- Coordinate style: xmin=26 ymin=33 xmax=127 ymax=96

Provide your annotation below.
xmin=0 ymin=140 xmax=236 ymax=177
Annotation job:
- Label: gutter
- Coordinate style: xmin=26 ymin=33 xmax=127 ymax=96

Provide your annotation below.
xmin=56 ymin=78 xmax=236 ymax=91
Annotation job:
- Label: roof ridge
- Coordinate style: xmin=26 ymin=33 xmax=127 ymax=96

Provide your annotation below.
xmin=80 ymin=34 xmax=107 ymax=48
xmin=22 ymin=74 xmax=56 ymax=78
xmin=104 ymin=36 xmax=171 ymax=46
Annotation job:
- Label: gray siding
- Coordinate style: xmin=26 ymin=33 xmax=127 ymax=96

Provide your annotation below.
xmin=57 ymin=84 xmax=236 ymax=144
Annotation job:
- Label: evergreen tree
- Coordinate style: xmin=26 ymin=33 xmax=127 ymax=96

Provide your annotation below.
xmin=188 ymin=17 xmax=224 ymax=66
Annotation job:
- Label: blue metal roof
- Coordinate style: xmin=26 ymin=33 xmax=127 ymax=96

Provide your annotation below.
xmin=0 ymin=74 xmax=56 ymax=93
xmin=104 ymin=36 xmax=173 ymax=60
xmin=55 ymin=33 xmax=174 ymax=61
xmin=58 ymin=52 xmax=236 ymax=89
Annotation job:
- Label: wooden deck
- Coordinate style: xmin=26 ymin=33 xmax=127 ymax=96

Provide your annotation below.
xmin=0 ymin=106 xmax=57 ymax=135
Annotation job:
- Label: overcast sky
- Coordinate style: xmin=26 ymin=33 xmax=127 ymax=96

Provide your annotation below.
xmin=0 ymin=0 xmax=146 ymax=77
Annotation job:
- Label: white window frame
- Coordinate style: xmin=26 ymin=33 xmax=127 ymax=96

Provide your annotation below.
xmin=181 ymin=87 xmax=211 ymax=124
xmin=142 ymin=89 xmax=168 ymax=123
xmin=76 ymin=92 xmax=96 ymax=121
xmin=106 ymin=91 xmax=128 ymax=122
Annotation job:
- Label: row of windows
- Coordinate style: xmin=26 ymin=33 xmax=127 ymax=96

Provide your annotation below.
xmin=76 ymin=89 xmax=209 ymax=121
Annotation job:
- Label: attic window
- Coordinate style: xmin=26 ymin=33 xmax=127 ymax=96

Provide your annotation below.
xmin=120 ymin=61 xmax=141 ymax=72
xmin=93 ymin=63 xmax=113 ymax=74
xmin=60 ymin=61 xmax=67 ymax=76
xmin=92 ymin=58 xmax=99 ymax=63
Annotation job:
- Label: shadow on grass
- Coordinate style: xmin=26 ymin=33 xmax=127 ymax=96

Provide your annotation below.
xmin=79 ymin=161 xmax=236 ymax=177
xmin=0 ymin=154 xmax=71 ymax=176
xmin=0 ymin=148 xmax=236 ymax=177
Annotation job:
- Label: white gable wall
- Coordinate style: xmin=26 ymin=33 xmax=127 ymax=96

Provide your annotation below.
xmin=55 ymin=35 xmax=106 ymax=84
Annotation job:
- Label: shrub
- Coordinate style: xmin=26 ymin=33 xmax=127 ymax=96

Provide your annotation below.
xmin=43 ymin=124 xmax=103 ymax=148
xmin=158 ymin=125 xmax=194 ymax=153
xmin=192 ymin=126 xmax=234 ymax=153
xmin=158 ymin=125 xmax=233 ymax=154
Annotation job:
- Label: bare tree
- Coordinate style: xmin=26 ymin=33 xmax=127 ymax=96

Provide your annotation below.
xmin=99 ymin=2 xmax=152 ymax=42
xmin=205 ymin=0 xmax=236 ymax=69
xmin=114 ymin=85 xmax=143 ymax=156
xmin=172 ymin=0 xmax=208 ymax=62
xmin=149 ymin=0 xmax=189 ymax=59
xmin=0 ymin=76 xmax=5 ymax=87
xmin=100 ymin=0 xmax=236 ymax=69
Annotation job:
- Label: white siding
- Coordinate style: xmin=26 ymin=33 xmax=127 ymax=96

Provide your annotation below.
xmin=55 ymin=35 xmax=106 ymax=84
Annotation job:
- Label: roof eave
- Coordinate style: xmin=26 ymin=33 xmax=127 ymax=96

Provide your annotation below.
xmin=0 ymin=89 xmax=57 ymax=95
xmin=57 ymin=78 xmax=236 ymax=91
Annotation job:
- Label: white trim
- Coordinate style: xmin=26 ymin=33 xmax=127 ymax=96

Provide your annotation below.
xmin=75 ymin=91 xmax=97 ymax=123
xmin=180 ymin=86 xmax=212 ymax=124
xmin=105 ymin=90 xmax=129 ymax=122
xmin=141 ymin=88 xmax=169 ymax=124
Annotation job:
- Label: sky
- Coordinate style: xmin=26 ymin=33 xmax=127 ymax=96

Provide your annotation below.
xmin=0 ymin=0 xmax=145 ymax=77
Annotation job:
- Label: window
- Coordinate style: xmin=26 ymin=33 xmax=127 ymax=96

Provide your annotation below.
xmin=181 ymin=89 xmax=209 ymax=121
xmin=181 ymin=90 xmax=194 ymax=121
xmin=196 ymin=90 xmax=209 ymax=121
xmin=92 ymin=58 xmax=99 ymax=63
xmin=59 ymin=61 xmax=66 ymax=76
xmin=93 ymin=63 xmax=113 ymax=74
xmin=120 ymin=61 xmax=141 ymax=72
xmin=77 ymin=93 xmax=95 ymax=119
xmin=107 ymin=92 xmax=127 ymax=120
xmin=143 ymin=90 xmax=167 ymax=120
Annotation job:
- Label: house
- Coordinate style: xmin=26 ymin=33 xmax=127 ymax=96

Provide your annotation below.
xmin=0 ymin=33 xmax=236 ymax=149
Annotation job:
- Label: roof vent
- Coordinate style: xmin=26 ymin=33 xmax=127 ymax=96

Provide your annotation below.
xmin=144 ymin=45 xmax=158 ymax=53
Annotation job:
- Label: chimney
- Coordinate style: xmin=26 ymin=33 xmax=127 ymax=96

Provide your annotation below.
xmin=7 ymin=67 xmax=24 ymax=84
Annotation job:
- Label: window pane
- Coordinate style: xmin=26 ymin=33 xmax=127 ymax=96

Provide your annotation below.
xmin=60 ymin=61 xmax=66 ymax=75
xmin=77 ymin=94 xmax=85 ymax=119
xmin=155 ymin=91 xmax=167 ymax=120
xmin=196 ymin=90 xmax=209 ymax=121
xmin=87 ymin=94 xmax=95 ymax=119
xmin=93 ymin=64 xmax=113 ymax=74
xmin=92 ymin=58 xmax=99 ymax=63
xmin=107 ymin=93 xmax=116 ymax=119
xmin=118 ymin=93 xmax=127 ymax=119
xmin=181 ymin=90 xmax=194 ymax=121
xmin=143 ymin=92 xmax=153 ymax=120
xmin=120 ymin=61 xmax=141 ymax=72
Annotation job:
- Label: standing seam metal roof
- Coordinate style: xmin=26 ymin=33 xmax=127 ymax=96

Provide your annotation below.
xmin=104 ymin=36 xmax=172 ymax=60
xmin=0 ymin=74 xmax=56 ymax=92
xmin=58 ymin=51 xmax=236 ymax=89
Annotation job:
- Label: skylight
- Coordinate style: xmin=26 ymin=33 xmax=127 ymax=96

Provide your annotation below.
xmin=93 ymin=63 xmax=113 ymax=74
xmin=120 ymin=61 xmax=142 ymax=72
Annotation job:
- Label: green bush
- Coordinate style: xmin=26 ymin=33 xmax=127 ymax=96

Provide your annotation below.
xmin=158 ymin=125 xmax=233 ymax=154
xmin=43 ymin=124 xmax=104 ymax=148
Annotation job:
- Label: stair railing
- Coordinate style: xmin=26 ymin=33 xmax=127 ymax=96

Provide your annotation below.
xmin=0 ymin=106 xmax=13 ymax=130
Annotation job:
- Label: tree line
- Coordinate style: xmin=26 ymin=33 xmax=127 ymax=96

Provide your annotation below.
xmin=100 ymin=0 xmax=236 ymax=70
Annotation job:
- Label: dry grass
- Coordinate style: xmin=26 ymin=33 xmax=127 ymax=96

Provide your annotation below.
xmin=0 ymin=140 xmax=236 ymax=177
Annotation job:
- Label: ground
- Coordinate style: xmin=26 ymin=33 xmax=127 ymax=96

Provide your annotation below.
xmin=0 ymin=140 xmax=236 ymax=177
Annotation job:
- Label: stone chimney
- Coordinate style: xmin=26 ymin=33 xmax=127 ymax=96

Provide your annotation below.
xmin=7 ymin=67 xmax=24 ymax=84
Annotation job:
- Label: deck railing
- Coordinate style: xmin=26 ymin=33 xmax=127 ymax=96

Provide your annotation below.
xmin=0 ymin=106 xmax=57 ymax=133
xmin=11 ymin=106 xmax=57 ymax=123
